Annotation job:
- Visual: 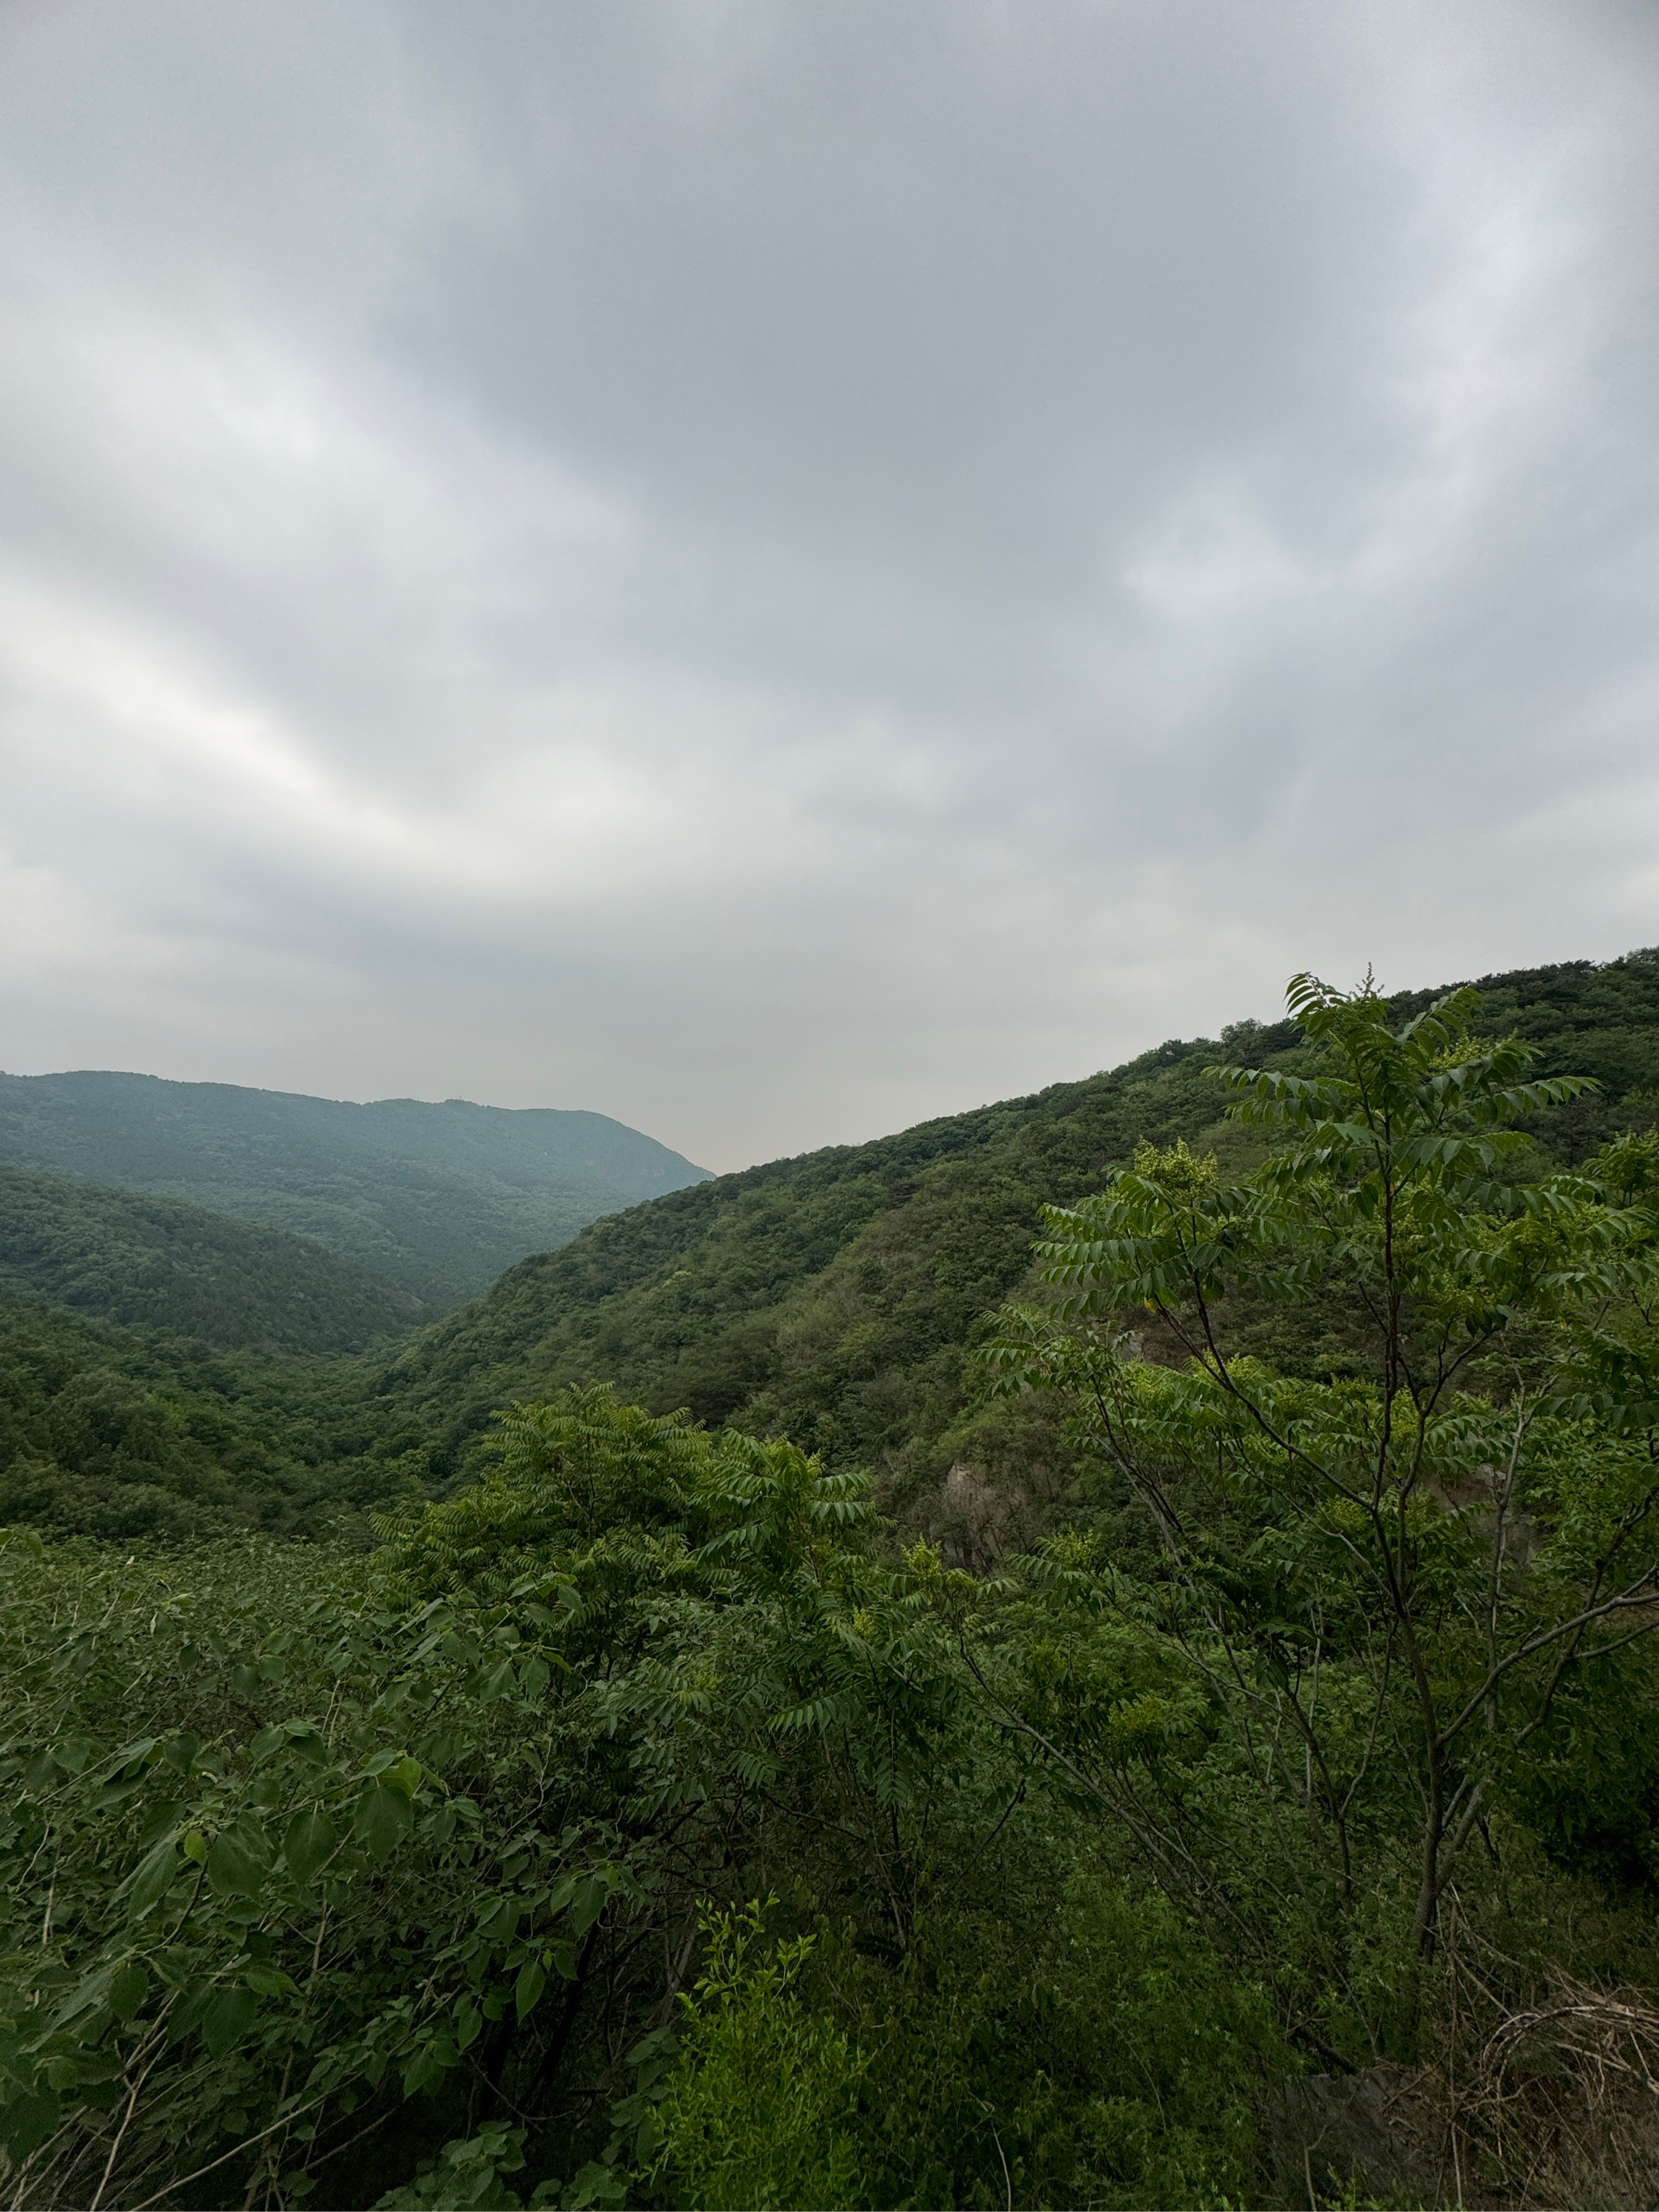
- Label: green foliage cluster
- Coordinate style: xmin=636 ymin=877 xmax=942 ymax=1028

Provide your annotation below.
xmin=0 ymin=1389 xmax=1277 ymax=2210
xmin=652 ymin=1904 xmax=868 ymax=2211
xmin=0 ymin=1074 xmax=711 ymax=1309
xmin=0 ymin=1165 xmax=426 ymax=1354
xmin=0 ymin=1301 xmax=426 ymax=1543
xmin=981 ymin=979 xmax=1659 ymax=2050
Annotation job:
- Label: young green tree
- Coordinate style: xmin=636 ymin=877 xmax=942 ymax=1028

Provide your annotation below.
xmin=980 ymin=975 xmax=1659 ymax=2055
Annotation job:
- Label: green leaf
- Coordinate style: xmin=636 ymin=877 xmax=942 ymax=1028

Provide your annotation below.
xmin=356 ymin=1782 xmax=415 ymax=1860
xmin=201 ymin=1986 xmax=257 ymax=2057
xmin=55 ymin=1966 xmax=114 ymax=2025
xmin=167 ymin=1984 xmax=213 ymax=2045
xmin=103 ymin=1735 xmax=158 ymax=1777
xmin=94 ymin=1772 xmax=150 ymax=1811
xmin=109 ymin=1963 xmax=150 ymax=2022
xmin=562 ymin=2161 xmax=628 ymax=2210
xmin=401 ymin=2046 xmax=448 ymax=2100
xmin=284 ymin=1807 xmax=338 ymax=1885
xmin=2 ymin=2087 xmax=61 ymax=2161
xmin=244 ymin=1962 xmax=299 ymax=1998
xmin=231 ymin=1663 xmax=260 ymax=1699
xmin=569 ymin=1875 xmax=606 ymax=1937
xmin=515 ymin=1960 xmax=547 ymax=2019
xmin=122 ymin=1835 xmax=180 ymax=1918
xmin=207 ymin=1825 xmax=266 ymax=1900
xmin=478 ymin=1895 xmax=519 ymax=1942
xmin=163 ymin=1731 xmax=201 ymax=1774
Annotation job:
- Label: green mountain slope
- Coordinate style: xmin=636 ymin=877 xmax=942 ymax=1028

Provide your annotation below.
xmin=0 ymin=1296 xmax=421 ymax=1543
xmin=0 ymin=1164 xmax=425 ymax=1354
xmin=0 ymin=1073 xmax=713 ymax=1307
xmin=362 ymin=950 xmax=1659 ymax=1541
xmin=7 ymin=950 xmax=1656 ymax=1553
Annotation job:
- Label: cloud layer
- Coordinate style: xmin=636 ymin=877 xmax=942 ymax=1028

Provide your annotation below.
xmin=2 ymin=0 xmax=1657 ymax=1167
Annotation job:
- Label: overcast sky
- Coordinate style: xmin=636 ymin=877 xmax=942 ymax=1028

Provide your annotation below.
xmin=2 ymin=1 xmax=1657 ymax=1169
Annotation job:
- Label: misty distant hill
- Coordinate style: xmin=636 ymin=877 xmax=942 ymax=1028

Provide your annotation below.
xmin=0 ymin=1163 xmax=425 ymax=1354
xmin=0 ymin=1072 xmax=713 ymax=1308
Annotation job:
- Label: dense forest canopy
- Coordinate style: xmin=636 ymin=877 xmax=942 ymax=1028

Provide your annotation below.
xmin=2 ymin=950 xmax=1659 ymax=2209
xmin=0 ymin=1166 xmax=426 ymax=1354
xmin=0 ymin=1300 xmax=433 ymax=1546
xmin=0 ymin=1074 xmax=713 ymax=1308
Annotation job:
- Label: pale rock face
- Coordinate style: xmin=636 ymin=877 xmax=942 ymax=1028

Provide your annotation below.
xmin=941 ymin=1460 xmax=1019 ymax=1574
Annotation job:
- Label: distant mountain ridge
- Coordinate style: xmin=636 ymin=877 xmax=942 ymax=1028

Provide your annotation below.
xmin=0 ymin=1072 xmax=713 ymax=1308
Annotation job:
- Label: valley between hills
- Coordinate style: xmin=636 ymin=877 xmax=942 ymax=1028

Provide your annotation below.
xmin=4 ymin=950 xmax=1655 ymax=1552
xmin=5 ymin=950 xmax=1659 ymax=2210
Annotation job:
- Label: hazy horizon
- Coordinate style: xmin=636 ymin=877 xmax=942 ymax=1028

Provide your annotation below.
xmin=4 ymin=2 xmax=1657 ymax=1171
xmin=11 ymin=934 xmax=1656 ymax=1175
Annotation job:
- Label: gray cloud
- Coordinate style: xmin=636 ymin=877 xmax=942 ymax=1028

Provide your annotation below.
xmin=2 ymin=0 xmax=1657 ymax=1168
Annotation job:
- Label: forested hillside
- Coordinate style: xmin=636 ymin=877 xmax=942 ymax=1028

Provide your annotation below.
xmin=0 ymin=1165 xmax=424 ymax=1354
xmin=359 ymin=950 xmax=1659 ymax=1551
xmin=6 ymin=952 xmax=1657 ymax=1563
xmin=0 ymin=1298 xmax=431 ymax=1544
xmin=0 ymin=1073 xmax=711 ymax=1308
xmin=6 ymin=961 xmax=1659 ymax=2210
